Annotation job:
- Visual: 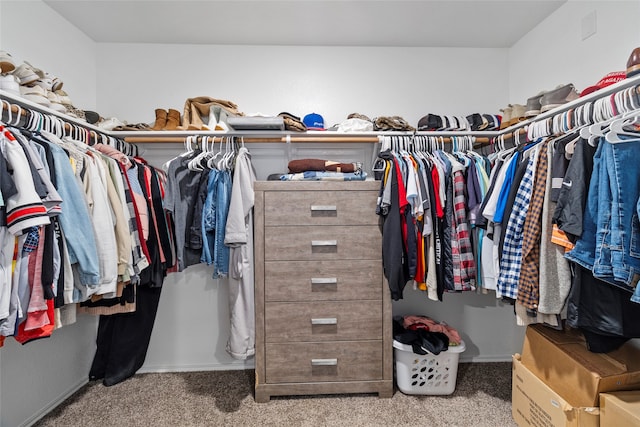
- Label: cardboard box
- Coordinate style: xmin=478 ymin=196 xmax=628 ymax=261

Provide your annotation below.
xmin=512 ymin=355 xmax=599 ymax=427
xmin=521 ymin=324 xmax=640 ymax=407
xmin=600 ymin=390 xmax=640 ymax=427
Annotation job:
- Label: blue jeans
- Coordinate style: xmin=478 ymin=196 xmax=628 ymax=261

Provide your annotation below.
xmin=568 ymin=137 xmax=640 ymax=295
xmin=200 ymin=169 xmax=231 ymax=278
xmin=201 ymin=169 xmax=218 ymax=265
xmin=213 ymin=170 xmax=231 ymax=278
xmin=565 ymin=139 xmax=603 ymax=272
xmin=600 ymin=137 xmax=640 ymax=288
xmin=633 ymin=195 xmax=640 ymax=303
xmin=592 ymin=140 xmax=614 ymax=278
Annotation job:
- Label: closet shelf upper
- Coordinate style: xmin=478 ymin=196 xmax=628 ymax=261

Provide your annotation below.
xmin=2 ymin=73 xmax=640 ymax=146
xmin=0 ymin=89 xmax=105 ymax=135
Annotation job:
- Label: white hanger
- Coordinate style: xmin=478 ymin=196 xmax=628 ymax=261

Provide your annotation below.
xmin=604 ymin=108 xmax=640 ymax=143
xmin=1 ymin=100 xmax=12 ymax=125
xmin=207 ymin=136 xmax=225 ymax=169
xmin=218 ymin=136 xmax=236 ymax=171
xmin=12 ymin=103 xmax=23 ymax=127
xmin=188 ymin=136 xmax=214 ymax=171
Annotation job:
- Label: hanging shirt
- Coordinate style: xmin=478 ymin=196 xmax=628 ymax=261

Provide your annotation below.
xmin=452 ymin=167 xmax=476 ymax=291
xmin=224 ymin=147 xmax=257 ymax=360
xmin=0 ymin=127 xmax=50 ymax=235
xmin=37 ymin=133 xmax=100 ymax=287
xmin=163 ymin=150 xmax=206 ymax=271
xmin=518 ymin=140 xmax=549 ymax=310
xmin=496 ymin=145 xmax=539 ymax=299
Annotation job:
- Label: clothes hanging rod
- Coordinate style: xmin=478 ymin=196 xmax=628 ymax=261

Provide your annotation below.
xmin=0 ymin=91 xmax=138 ymax=156
xmin=498 ymin=74 xmax=640 ymax=138
xmin=122 ymin=134 xmax=494 ymax=145
xmin=0 ymin=89 xmax=108 ymax=135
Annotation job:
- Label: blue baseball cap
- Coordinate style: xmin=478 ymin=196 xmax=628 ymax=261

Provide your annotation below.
xmin=303 ymin=113 xmax=325 ymax=130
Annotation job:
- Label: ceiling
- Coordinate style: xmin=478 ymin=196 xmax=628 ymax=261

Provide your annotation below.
xmin=43 ymin=0 xmax=567 ymax=48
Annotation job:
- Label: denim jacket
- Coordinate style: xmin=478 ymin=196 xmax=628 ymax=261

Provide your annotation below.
xmin=38 ymin=134 xmax=100 ymax=287
xmin=201 ymin=168 xmax=231 ymax=278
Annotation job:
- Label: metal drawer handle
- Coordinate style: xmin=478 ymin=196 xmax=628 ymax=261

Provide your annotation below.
xmin=311 ymin=240 xmax=337 ymax=247
xmin=311 ymin=317 xmax=337 ymax=325
xmin=310 ymin=205 xmax=337 ymax=212
xmin=311 ymin=277 xmax=338 ymax=285
xmin=311 ymin=358 xmax=338 ymax=366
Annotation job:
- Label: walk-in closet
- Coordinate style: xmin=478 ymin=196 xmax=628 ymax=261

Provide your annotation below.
xmin=2 ymin=1 xmax=640 ymax=426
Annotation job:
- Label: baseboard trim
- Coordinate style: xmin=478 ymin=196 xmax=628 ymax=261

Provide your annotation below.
xmin=459 ymin=355 xmax=514 ymax=363
xmin=138 ymin=355 xmax=510 ymax=373
xmin=138 ymin=360 xmax=256 ymax=373
xmin=24 ymin=377 xmax=88 ymax=427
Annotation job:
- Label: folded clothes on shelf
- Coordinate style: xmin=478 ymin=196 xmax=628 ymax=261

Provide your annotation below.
xmin=279 ymin=170 xmax=367 ymax=181
xmin=287 ymin=158 xmax=362 ymax=174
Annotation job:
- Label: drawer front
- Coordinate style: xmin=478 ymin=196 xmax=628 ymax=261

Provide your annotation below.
xmin=265 ymin=300 xmax=382 ymax=342
xmin=264 ymin=225 xmax=381 ymax=261
xmin=265 ymin=260 xmax=382 ymax=302
xmin=264 ymin=190 xmax=378 ymax=226
xmin=265 ymin=341 xmax=383 ymax=383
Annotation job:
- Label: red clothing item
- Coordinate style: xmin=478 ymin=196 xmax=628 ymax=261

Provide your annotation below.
xmin=403 ymin=315 xmax=462 ymax=345
xmin=414 ymin=233 xmax=426 ymax=285
xmin=24 ymin=229 xmax=50 ymax=331
xmin=119 ymin=162 xmax=151 ymax=264
xmin=393 ymin=157 xmax=409 ymax=247
xmin=431 ymin=165 xmax=444 ymax=218
xmin=140 ymin=162 xmax=166 ymax=264
xmin=14 ymin=299 xmax=55 ymax=345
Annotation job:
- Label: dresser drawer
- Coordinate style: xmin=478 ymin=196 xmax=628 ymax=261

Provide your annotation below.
xmin=265 ymin=341 xmax=383 ymax=383
xmin=264 ymin=225 xmax=381 ymax=261
xmin=265 ymin=300 xmax=382 ymax=342
xmin=264 ymin=190 xmax=378 ymax=226
xmin=265 ymin=260 xmax=382 ymax=302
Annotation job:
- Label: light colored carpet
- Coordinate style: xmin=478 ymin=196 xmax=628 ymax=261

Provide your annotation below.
xmin=33 ymin=362 xmax=516 ymax=427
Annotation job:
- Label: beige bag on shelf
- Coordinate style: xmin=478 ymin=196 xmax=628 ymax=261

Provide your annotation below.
xmin=181 ymin=96 xmax=243 ymax=130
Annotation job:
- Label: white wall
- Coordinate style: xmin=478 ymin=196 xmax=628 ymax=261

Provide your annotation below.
xmin=0 ymin=0 xmax=98 ymax=110
xmin=96 ymin=44 xmax=508 ymax=127
xmin=95 ymin=43 xmax=521 ymax=372
xmin=0 ymin=2 xmax=98 ymax=426
xmin=0 ymin=317 xmax=98 ymax=427
xmin=508 ymin=0 xmax=640 ymax=104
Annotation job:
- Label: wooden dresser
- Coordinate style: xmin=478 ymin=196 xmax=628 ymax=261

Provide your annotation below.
xmin=253 ymin=180 xmax=393 ymax=402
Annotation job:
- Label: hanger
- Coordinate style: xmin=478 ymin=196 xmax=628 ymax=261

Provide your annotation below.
xmin=217 ymin=136 xmax=236 ymax=171
xmin=513 ymin=126 xmax=522 ymax=146
xmin=1 ymin=100 xmax=8 ymax=124
xmin=2 ymin=100 xmax=21 ymax=127
xmin=188 ymin=138 xmax=209 ymax=171
xmin=208 ymin=136 xmax=226 ymax=169
xmin=604 ymin=108 xmax=640 ymax=143
xmin=585 ymin=98 xmax=615 ymax=145
xmin=206 ymin=136 xmax=223 ymax=169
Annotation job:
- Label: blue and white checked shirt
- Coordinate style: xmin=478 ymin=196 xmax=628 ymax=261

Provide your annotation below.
xmin=496 ymin=146 xmax=539 ymax=299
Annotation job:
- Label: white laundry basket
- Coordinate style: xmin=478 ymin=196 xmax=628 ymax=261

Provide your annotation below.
xmin=393 ymin=339 xmax=466 ymax=395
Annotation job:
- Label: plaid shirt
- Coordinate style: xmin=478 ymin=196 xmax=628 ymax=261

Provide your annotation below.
xmin=119 ymin=162 xmax=150 ymax=278
xmin=518 ymin=141 xmax=549 ymax=309
xmin=497 ymin=146 xmax=539 ymax=299
xmin=452 ymin=169 xmax=476 ymax=290
xmin=22 ymin=226 xmax=40 ymax=253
